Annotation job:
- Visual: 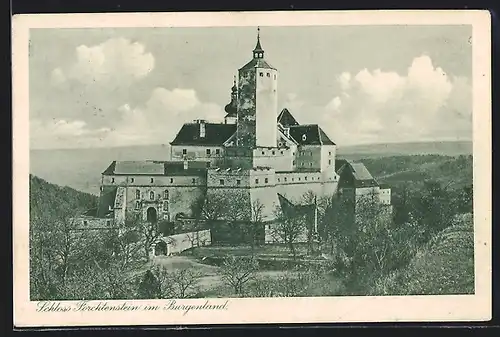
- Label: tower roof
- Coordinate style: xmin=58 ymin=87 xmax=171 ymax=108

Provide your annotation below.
xmin=253 ymin=27 xmax=264 ymax=52
xmin=277 ymin=108 xmax=299 ymax=126
xmin=239 ymin=27 xmax=275 ymax=70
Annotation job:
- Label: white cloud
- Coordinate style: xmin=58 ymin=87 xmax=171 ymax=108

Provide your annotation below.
xmin=31 ymin=87 xmax=224 ymax=149
xmin=320 ymin=55 xmax=471 ymax=145
xmin=55 ymin=37 xmax=155 ymax=86
xmin=50 ymin=67 xmax=66 ymax=86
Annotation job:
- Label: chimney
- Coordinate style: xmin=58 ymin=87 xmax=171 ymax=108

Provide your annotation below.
xmin=199 ymin=120 xmax=206 ymax=138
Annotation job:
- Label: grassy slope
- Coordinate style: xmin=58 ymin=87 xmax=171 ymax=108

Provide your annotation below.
xmin=371 ymin=213 xmax=474 ymax=295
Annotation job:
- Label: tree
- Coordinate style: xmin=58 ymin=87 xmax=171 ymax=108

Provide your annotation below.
xmin=271 ymin=206 xmax=307 ymax=260
xmin=124 ymin=212 xmax=161 ymax=262
xmin=243 ymin=199 xmax=265 ymax=255
xmin=137 ymin=270 xmax=162 ymax=299
xmin=221 ymin=255 xmax=259 ymax=296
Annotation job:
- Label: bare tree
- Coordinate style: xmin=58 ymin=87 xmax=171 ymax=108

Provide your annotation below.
xmin=271 ymin=206 xmax=306 ymax=260
xmin=124 ymin=212 xmax=161 ymax=262
xmin=151 ymin=265 xmax=202 ymax=298
xmin=246 ymin=199 xmax=265 ymax=255
xmin=221 ymin=255 xmax=259 ymax=296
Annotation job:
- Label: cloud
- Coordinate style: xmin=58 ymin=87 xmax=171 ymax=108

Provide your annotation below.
xmin=289 ymin=54 xmax=472 ymax=145
xmin=56 ymin=37 xmax=155 ymax=86
xmin=31 ymin=88 xmax=224 ymax=149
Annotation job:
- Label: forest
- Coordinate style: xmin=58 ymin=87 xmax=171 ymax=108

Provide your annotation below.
xmin=28 ymin=154 xmax=474 ymax=299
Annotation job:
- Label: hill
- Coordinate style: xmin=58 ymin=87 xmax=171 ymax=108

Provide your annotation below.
xmin=30 ymin=174 xmax=99 ymax=222
xmin=370 ymin=213 xmax=474 ymax=295
xmin=337 ymin=140 xmax=472 ymax=160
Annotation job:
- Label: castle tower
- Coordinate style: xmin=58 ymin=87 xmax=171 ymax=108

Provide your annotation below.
xmin=224 ymin=76 xmax=238 ymax=125
xmin=236 ymin=28 xmax=278 ymax=148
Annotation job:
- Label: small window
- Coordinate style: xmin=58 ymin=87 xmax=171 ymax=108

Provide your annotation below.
xmin=83 ymin=220 xmax=88 ymax=226
xmin=260 ymin=72 xmax=264 ymax=77
xmin=305 ymin=176 xmax=308 ymax=181
xmin=277 ymin=178 xmax=280 ymax=182
xmin=310 ymin=162 xmax=313 ymax=167
xmin=302 ymin=134 xmax=307 ymax=141
xmin=182 ymin=149 xmax=187 ymax=155
xmin=206 ymin=149 xmax=211 ymax=155
xmin=106 ymin=220 xmax=111 ymax=226
xmin=164 ymin=190 xmax=169 ymax=199
xmin=284 ymin=177 xmax=287 ymax=182
xmin=111 ymin=177 xmax=115 ymax=183
xmin=135 ymin=201 xmax=140 ymax=210
xmin=136 ymin=189 xmax=141 ymax=199
xmin=100 ymin=186 xmax=103 ymax=191
xmin=130 ymin=178 xmax=134 ymax=183
xmin=192 ymin=178 xmax=196 ymax=184
xmin=292 ymin=178 xmax=294 ymax=181
xmin=266 ymin=72 xmax=270 ymax=77
xmin=216 ymin=149 xmax=220 ymax=155
xmin=255 ymin=179 xmax=259 ymax=184
xmin=170 ymin=178 xmax=174 ymax=183
xmin=206 ymin=162 xmax=211 ymax=168
xmin=280 ymin=151 xmax=284 ymax=155
xmin=150 ymin=191 xmax=155 ymax=200
xmin=265 ymin=178 xmax=269 ymax=183
xmin=237 ymin=179 xmax=241 ymax=185
xmin=220 ymin=179 xmax=224 ymax=185
xmin=329 ymin=159 xmax=332 ymax=165
xmin=301 ymin=163 xmax=304 ymax=167
xmin=262 ymin=151 xmax=265 ymax=155
xmin=274 ymin=74 xmax=276 ymax=80
xmin=150 ymin=177 xmax=154 ymax=183
xmin=293 ymin=161 xmax=296 ymax=165
xmin=298 ymin=177 xmax=301 ymax=181
xmin=329 ymin=151 xmax=332 ymax=156
xmin=163 ymin=200 xmax=169 ymax=210
xmin=272 ymin=151 xmax=275 ymax=155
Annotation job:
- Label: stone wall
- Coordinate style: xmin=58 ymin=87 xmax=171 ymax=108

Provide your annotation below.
xmin=154 ymin=229 xmax=211 ymax=256
xmin=170 ymin=145 xmax=224 ymax=165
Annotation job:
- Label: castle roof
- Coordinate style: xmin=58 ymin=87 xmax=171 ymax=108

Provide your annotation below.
xmin=102 ymin=160 xmax=208 ymax=177
xmin=239 ymin=58 xmax=276 ymax=71
xmin=288 ymin=124 xmax=335 ymax=146
xmin=277 ymin=108 xmax=299 ymax=127
xmin=337 ymin=160 xmax=379 ymax=188
xmin=170 ymin=123 xmax=236 ymax=146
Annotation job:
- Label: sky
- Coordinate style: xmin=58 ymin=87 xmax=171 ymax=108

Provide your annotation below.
xmin=29 ymin=25 xmax=472 ymax=149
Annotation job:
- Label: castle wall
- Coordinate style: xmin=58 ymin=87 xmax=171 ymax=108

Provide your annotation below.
xmin=170 ymin=145 xmax=224 ymax=166
xmin=237 ymin=69 xmax=257 ymax=147
xmin=320 ymin=145 xmax=336 ymax=173
xmin=296 ymin=145 xmax=322 ymax=171
xmin=255 ymin=68 xmax=278 ymax=147
xmin=379 ymin=187 xmax=391 ymax=205
xmin=252 ymin=147 xmax=294 ymax=171
xmin=154 ymin=229 xmax=211 ymax=257
xmin=102 ymin=174 xmax=205 ymax=187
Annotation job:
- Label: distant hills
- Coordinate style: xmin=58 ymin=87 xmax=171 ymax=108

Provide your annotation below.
xmin=30 ymin=141 xmax=472 ymax=195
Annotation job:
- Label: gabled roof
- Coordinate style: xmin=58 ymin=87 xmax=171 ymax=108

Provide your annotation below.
xmin=239 ymin=58 xmax=275 ymax=71
xmin=277 ymin=193 xmax=316 ymax=227
xmin=288 ymin=125 xmax=335 ymax=146
xmin=170 ymin=123 xmax=236 ymax=146
xmin=337 ymin=160 xmax=379 ymax=188
xmin=277 ymin=108 xmax=299 ymax=127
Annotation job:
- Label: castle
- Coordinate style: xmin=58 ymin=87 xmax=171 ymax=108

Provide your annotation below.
xmin=79 ymin=29 xmax=391 ymax=245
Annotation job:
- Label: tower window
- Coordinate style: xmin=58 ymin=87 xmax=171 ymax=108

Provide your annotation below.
xmin=255 ymin=179 xmax=259 ymax=184
xmin=274 ymin=74 xmax=276 ymax=80
xmin=220 ymin=179 xmax=224 ymax=185
xmin=216 ymin=149 xmax=220 ymax=155
xmin=260 ymin=72 xmax=264 ymax=77
xmin=329 ymin=151 xmax=332 ymax=156
xmin=237 ymin=179 xmax=241 ymax=185
xmin=266 ymin=72 xmax=270 ymax=77
xmin=150 ymin=177 xmax=154 ymax=183
xmin=130 ymin=178 xmax=134 ymax=183
xmin=280 ymin=151 xmax=284 ymax=155
xmin=329 ymin=159 xmax=332 ymax=165
xmin=170 ymin=178 xmax=174 ymax=183
xmin=150 ymin=191 xmax=155 ymax=200
xmin=206 ymin=149 xmax=211 ymax=155
xmin=272 ymin=151 xmax=275 ymax=155
xmin=111 ymin=177 xmax=115 ymax=183
xmin=136 ymin=189 xmax=141 ymax=199
xmin=164 ymin=190 xmax=169 ymax=199
xmin=182 ymin=149 xmax=187 ymax=155
xmin=265 ymin=178 xmax=269 ymax=183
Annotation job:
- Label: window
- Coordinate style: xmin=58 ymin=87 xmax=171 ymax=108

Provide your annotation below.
xmin=266 ymin=72 xmax=270 ymax=77
xmin=301 ymin=162 xmax=304 ymax=167
xmin=265 ymin=178 xmax=269 ymax=183
xmin=305 ymin=176 xmax=308 ymax=181
xmin=83 ymin=220 xmax=88 ymax=226
xmin=329 ymin=151 xmax=332 ymax=156
xmin=310 ymin=163 xmax=313 ymax=167
xmin=260 ymin=72 xmax=264 ymax=77
xmin=150 ymin=177 xmax=154 ymax=183
xmin=272 ymin=151 xmax=275 ymax=155
xmin=192 ymin=178 xmax=196 ymax=184
xmin=106 ymin=220 xmax=111 ymax=226
xmin=274 ymin=74 xmax=276 ymax=80
xmin=284 ymin=177 xmax=287 ymax=182
xmin=182 ymin=149 xmax=187 ymax=155
xmin=298 ymin=177 xmax=301 ymax=181
xmin=302 ymin=134 xmax=307 ymax=141
xmin=150 ymin=191 xmax=155 ymax=200
xmin=135 ymin=201 xmax=140 ymax=210
xmin=220 ymin=179 xmax=224 ymax=185
xmin=164 ymin=190 xmax=169 ymax=199
xmin=111 ymin=177 xmax=115 ymax=183
xmin=255 ymin=179 xmax=259 ymax=184
xmin=292 ymin=178 xmax=294 ymax=181
xmin=130 ymin=178 xmax=134 ymax=183
xmin=163 ymin=200 xmax=169 ymax=210
xmin=329 ymin=160 xmax=332 ymax=165
xmin=206 ymin=162 xmax=211 ymax=168
xmin=206 ymin=149 xmax=211 ymax=155
xmin=237 ymin=179 xmax=241 ymax=185
xmin=136 ymin=189 xmax=141 ymax=199
xmin=262 ymin=151 xmax=265 ymax=155
xmin=280 ymin=151 xmax=284 ymax=155
xmin=293 ymin=161 xmax=296 ymax=165
xmin=170 ymin=178 xmax=174 ymax=183
xmin=216 ymin=149 xmax=220 ymax=155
